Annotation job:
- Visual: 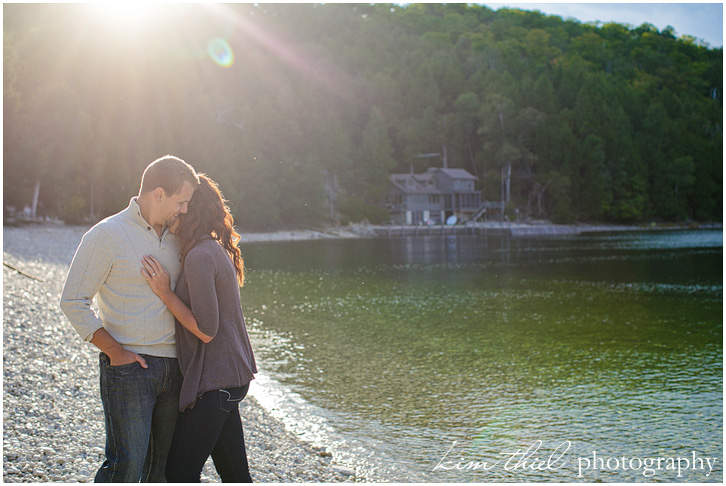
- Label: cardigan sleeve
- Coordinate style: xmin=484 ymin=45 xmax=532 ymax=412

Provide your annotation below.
xmin=183 ymin=248 xmax=220 ymax=339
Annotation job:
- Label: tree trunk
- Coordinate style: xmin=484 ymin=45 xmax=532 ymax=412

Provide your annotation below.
xmin=505 ymin=163 xmax=511 ymax=203
xmin=31 ymin=180 xmax=41 ymax=219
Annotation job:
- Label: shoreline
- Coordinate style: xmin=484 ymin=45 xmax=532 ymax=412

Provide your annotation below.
xmin=2 ymin=225 xmax=358 ymax=483
xmin=241 ymin=221 xmax=722 ymax=242
xmin=5 ymin=220 xmax=720 ymax=245
xmin=364 ymin=221 xmax=722 ymax=238
xmin=187 ymin=221 xmax=724 ymax=242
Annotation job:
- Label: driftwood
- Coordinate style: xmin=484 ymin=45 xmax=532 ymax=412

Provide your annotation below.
xmin=3 ymin=262 xmax=43 ymax=282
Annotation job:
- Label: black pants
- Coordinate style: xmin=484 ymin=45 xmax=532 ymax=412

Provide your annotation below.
xmin=165 ymin=384 xmax=252 ymax=482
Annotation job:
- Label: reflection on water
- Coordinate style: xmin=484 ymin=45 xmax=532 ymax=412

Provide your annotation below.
xmin=241 ymin=230 xmax=723 ymax=482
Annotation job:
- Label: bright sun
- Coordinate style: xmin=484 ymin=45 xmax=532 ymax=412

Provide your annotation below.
xmin=86 ymin=2 xmax=160 ymax=29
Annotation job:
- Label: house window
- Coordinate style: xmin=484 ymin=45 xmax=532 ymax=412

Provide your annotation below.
xmin=428 ymin=195 xmax=440 ymax=204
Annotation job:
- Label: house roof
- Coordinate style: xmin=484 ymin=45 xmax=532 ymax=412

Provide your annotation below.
xmin=389 ymin=174 xmax=445 ymax=195
xmin=428 ymin=167 xmax=478 ymax=180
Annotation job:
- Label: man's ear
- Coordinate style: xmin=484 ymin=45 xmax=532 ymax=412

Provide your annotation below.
xmin=153 ymin=187 xmax=165 ymax=201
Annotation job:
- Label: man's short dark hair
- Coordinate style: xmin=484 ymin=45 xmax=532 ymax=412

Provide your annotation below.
xmin=139 ymin=155 xmax=199 ymax=196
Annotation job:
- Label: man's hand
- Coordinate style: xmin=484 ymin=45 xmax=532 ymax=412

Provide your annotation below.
xmin=91 ymin=328 xmax=148 ymax=369
xmin=107 ymin=347 xmax=148 ymax=368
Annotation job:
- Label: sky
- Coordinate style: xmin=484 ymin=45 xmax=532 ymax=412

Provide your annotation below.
xmin=481 ymin=2 xmax=724 ymax=48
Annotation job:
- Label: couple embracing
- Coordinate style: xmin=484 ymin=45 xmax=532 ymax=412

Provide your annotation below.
xmin=60 ymin=156 xmax=257 ymax=482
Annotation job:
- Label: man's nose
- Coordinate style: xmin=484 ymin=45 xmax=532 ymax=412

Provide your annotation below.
xmin=180 ymin=203 xmax=188 ymax=214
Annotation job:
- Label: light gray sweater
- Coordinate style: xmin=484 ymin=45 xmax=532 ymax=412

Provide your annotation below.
xmin=60 ymin=198 xmax=181 ymax=358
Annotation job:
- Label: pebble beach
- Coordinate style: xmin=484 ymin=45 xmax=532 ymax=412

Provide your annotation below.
xmin=2 ymin=224 xmax=357 ymax=483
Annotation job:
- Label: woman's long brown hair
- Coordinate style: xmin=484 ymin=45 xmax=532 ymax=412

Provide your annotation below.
xmin=176 ymin=174 xmax=244 ymax=286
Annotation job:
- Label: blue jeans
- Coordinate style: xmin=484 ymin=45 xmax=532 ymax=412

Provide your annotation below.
xmin=95 ymin=353 xmax=182 ymax=482
xmin=165 ymin=385 xmax=252 ymax=482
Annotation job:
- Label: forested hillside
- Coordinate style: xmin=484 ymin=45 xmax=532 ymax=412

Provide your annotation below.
xmin=4 ymin=3 xmax=722 ymax=229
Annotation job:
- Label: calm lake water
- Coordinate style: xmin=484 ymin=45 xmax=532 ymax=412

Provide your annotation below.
xmin=240 ymin=230 xmax=723 ymax=482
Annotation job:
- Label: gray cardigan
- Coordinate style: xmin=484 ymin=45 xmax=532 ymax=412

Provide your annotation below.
xmin=174 ymin=237 xmax=257 ymax=411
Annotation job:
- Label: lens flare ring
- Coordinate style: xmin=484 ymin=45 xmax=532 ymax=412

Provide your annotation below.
xmin=207 ymin=37 xmax=234 ymax=68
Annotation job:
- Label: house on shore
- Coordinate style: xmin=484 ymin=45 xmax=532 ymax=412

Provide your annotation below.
xmin=387 ymin=167 xmax=483 ymax=225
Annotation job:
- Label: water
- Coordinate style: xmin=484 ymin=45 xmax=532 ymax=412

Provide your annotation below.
xmin=239 ymin=230 xmax=723 ymax=482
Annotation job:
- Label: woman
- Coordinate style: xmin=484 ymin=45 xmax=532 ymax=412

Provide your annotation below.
xmin=140 ymin=174 xmax=257 ymax=482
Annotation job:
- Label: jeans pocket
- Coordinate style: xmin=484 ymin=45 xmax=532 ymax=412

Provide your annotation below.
xmin=100 ymin=353 xmax=144 ymax=377
xmin=218 ymin=385 xmax=248 ymax=413
xmin=108 ymin=362 xmax=142 ymax=377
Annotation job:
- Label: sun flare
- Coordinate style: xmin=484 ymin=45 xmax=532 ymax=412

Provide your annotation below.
xmin=85 ymin=2 xmax=160 ymax=29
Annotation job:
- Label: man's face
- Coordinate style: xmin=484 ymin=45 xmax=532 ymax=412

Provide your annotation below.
xmin=159 ymin=181 xmax=195 ymax=228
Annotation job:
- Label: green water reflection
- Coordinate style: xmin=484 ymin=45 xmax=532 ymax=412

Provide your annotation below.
xmin=240 ymin=230 xmax=722 ymax=482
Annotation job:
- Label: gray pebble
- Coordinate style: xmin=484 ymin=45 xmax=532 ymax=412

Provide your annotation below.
xmin=332 ymin=465 xmax=356 ymax=476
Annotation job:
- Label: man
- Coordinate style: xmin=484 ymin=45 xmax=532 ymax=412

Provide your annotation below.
xmin=60 ymin=155 xmax=199 ymax=482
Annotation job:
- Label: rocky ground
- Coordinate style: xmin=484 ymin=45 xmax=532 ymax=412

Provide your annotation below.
xmin=2 ymin=224 xmax=357 ymax=482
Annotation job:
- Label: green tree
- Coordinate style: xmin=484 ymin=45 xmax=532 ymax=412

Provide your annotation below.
xmin=3 ymin=3 xmax=721 ymax=227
